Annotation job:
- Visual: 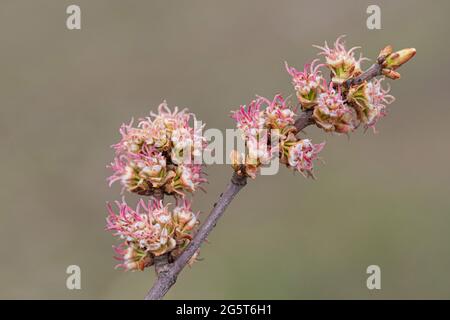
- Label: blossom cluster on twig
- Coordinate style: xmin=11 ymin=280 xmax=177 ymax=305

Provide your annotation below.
xmin=230 ymin=36 xmax=415 ymax=178
xmin=107 ymin=199 xmax=199 ymax=270
xmin=106 ymin=36 xmax=416 ymax=275
xmin=107 ymin=102 xmax=206 ymax=270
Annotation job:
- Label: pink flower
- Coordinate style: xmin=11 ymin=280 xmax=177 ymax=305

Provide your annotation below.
xmin=313 ymin=82 xmax=355 ymax=133
xmin=146 ymin=102 xmax=190 ymax=133
xmin=108 ymin=149 xmax=168 ymax=194
xmin=108 ymin=101 xmax=207 ymax=197
xmin=231 ymin=96 xmax=288 ymax=178
xmin=247 ymin=133 xmax=274 ymax=166
xmin=112 ymin=120 xmax=149 ymax=154
xmin=287 ymin=139 xmax=325 ymax=176
xmin=231 ymin=98 xmax=265 ymax=135
xmin=165 ymin=164 xmax=207 ymax=195
xmin=314 ymin=35 xmax=368 ymax=84
xmin=285 ymin=60 xmax=324 ymax=109
xmin=113 ymin=242 xmax=152 ymax=271
xmin=260 ymin=94 xmax=296 ymax=129
xmin=364 ymin=79 xmax=395 ymax=131
xmin=231 ymin=95 xmax=302 ymax=178
xmin=172 ymin=199 xmax=198 ymax=235
xmin=106 ymin=198 xmax=199 ymax=270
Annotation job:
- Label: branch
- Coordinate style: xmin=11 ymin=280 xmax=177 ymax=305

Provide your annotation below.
xmin=144 ymin=61 xmax=385 ymax=300
xmin=145 ymin=172 xmax=247 ymax=300
xmin=295 ymin=62 xmax=385 ymax=132
xmin=294 ymin=109 xmax=314 ymax=131
xmin=344 ymin=62 xmax=383 ymax=87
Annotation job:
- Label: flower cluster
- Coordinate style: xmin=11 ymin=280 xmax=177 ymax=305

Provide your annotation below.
xmin=231 ymin=94 xmax=324 ymax=178
xmin=314 ymin=35 xmax=368 ymax=85
xmin=378 ymin=45 xmax=417 ymax=80
xmin=285 ymin=60 xmax=324 ymax=110
xmin=106 ymin=37 xmax=416 ymax=275
xmin=107 ymin=199 xmax=199 ymax=271
xmin=284 ymin=138 xmax=325 ymax=178
xmin=314 ymin=83 xmax=355 ymax=134
xmin=284 ymin=36 xmax=415 ymax=137
xmin=347 ymin=78 xmax=395 ymax=131
xmin=231 ymin=36 xmax=416 ymax=179
xmin=108 ymin=102 xmax=207 ymax=197
xmin=107 ymin=102 xmax=206 ymax=271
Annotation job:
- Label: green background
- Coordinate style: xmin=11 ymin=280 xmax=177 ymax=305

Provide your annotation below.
xmin=1 ymin=0 xmax=449 ymax=299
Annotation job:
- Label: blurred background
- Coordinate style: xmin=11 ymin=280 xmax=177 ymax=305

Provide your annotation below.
xmin=1 ymin=0 xmax=449 ymax=299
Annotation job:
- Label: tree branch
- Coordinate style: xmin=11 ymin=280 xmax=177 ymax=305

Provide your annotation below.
xmin=294 ymin=109 xmax=314 ymax=131
xmin=144 ymin=61 xmax=385 ymax=300
xmin=344 ymin=62 xmax=383 ymax=87
xmin=145 ymin=172 xmax=247 ymax=300
xmin=294 ymin=61 xmax=385 ymax=132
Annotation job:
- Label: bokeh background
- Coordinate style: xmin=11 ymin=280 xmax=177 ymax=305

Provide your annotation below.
xmin=1 ymin=0 xmax=449 ymax=299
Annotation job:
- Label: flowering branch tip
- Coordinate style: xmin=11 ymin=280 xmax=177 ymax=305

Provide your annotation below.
xmin=105 ymin=35 xmax=416 ymax=300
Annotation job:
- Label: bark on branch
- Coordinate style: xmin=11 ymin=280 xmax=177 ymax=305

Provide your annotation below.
xmin=344 ymin=63 xmax=383 ymax=87
xmin=145 ymin=172 xmax=247 ymax=300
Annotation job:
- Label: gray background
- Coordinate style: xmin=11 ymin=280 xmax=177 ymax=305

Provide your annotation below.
xmin=1 ymin=0 xmax=449 ymax=299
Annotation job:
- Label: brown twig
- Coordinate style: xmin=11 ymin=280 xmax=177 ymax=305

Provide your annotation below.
xmin=145 ymin=172 xmax=247 ymax=300
xmin=294 ymin=109 xmax=314 ymax=132
xmin=144 ymin=61 xmax=385 ymax=300
xmin=344 ymin=62 xmax=382 ymax=88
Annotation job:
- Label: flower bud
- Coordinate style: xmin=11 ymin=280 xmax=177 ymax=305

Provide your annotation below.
xmin=382 ymin=68 xmax=401 ymax=80
xmin=383 ymin=48 xmax=416 ymax=70
xmin=377 ymin=45 xmax=393 ymax=63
